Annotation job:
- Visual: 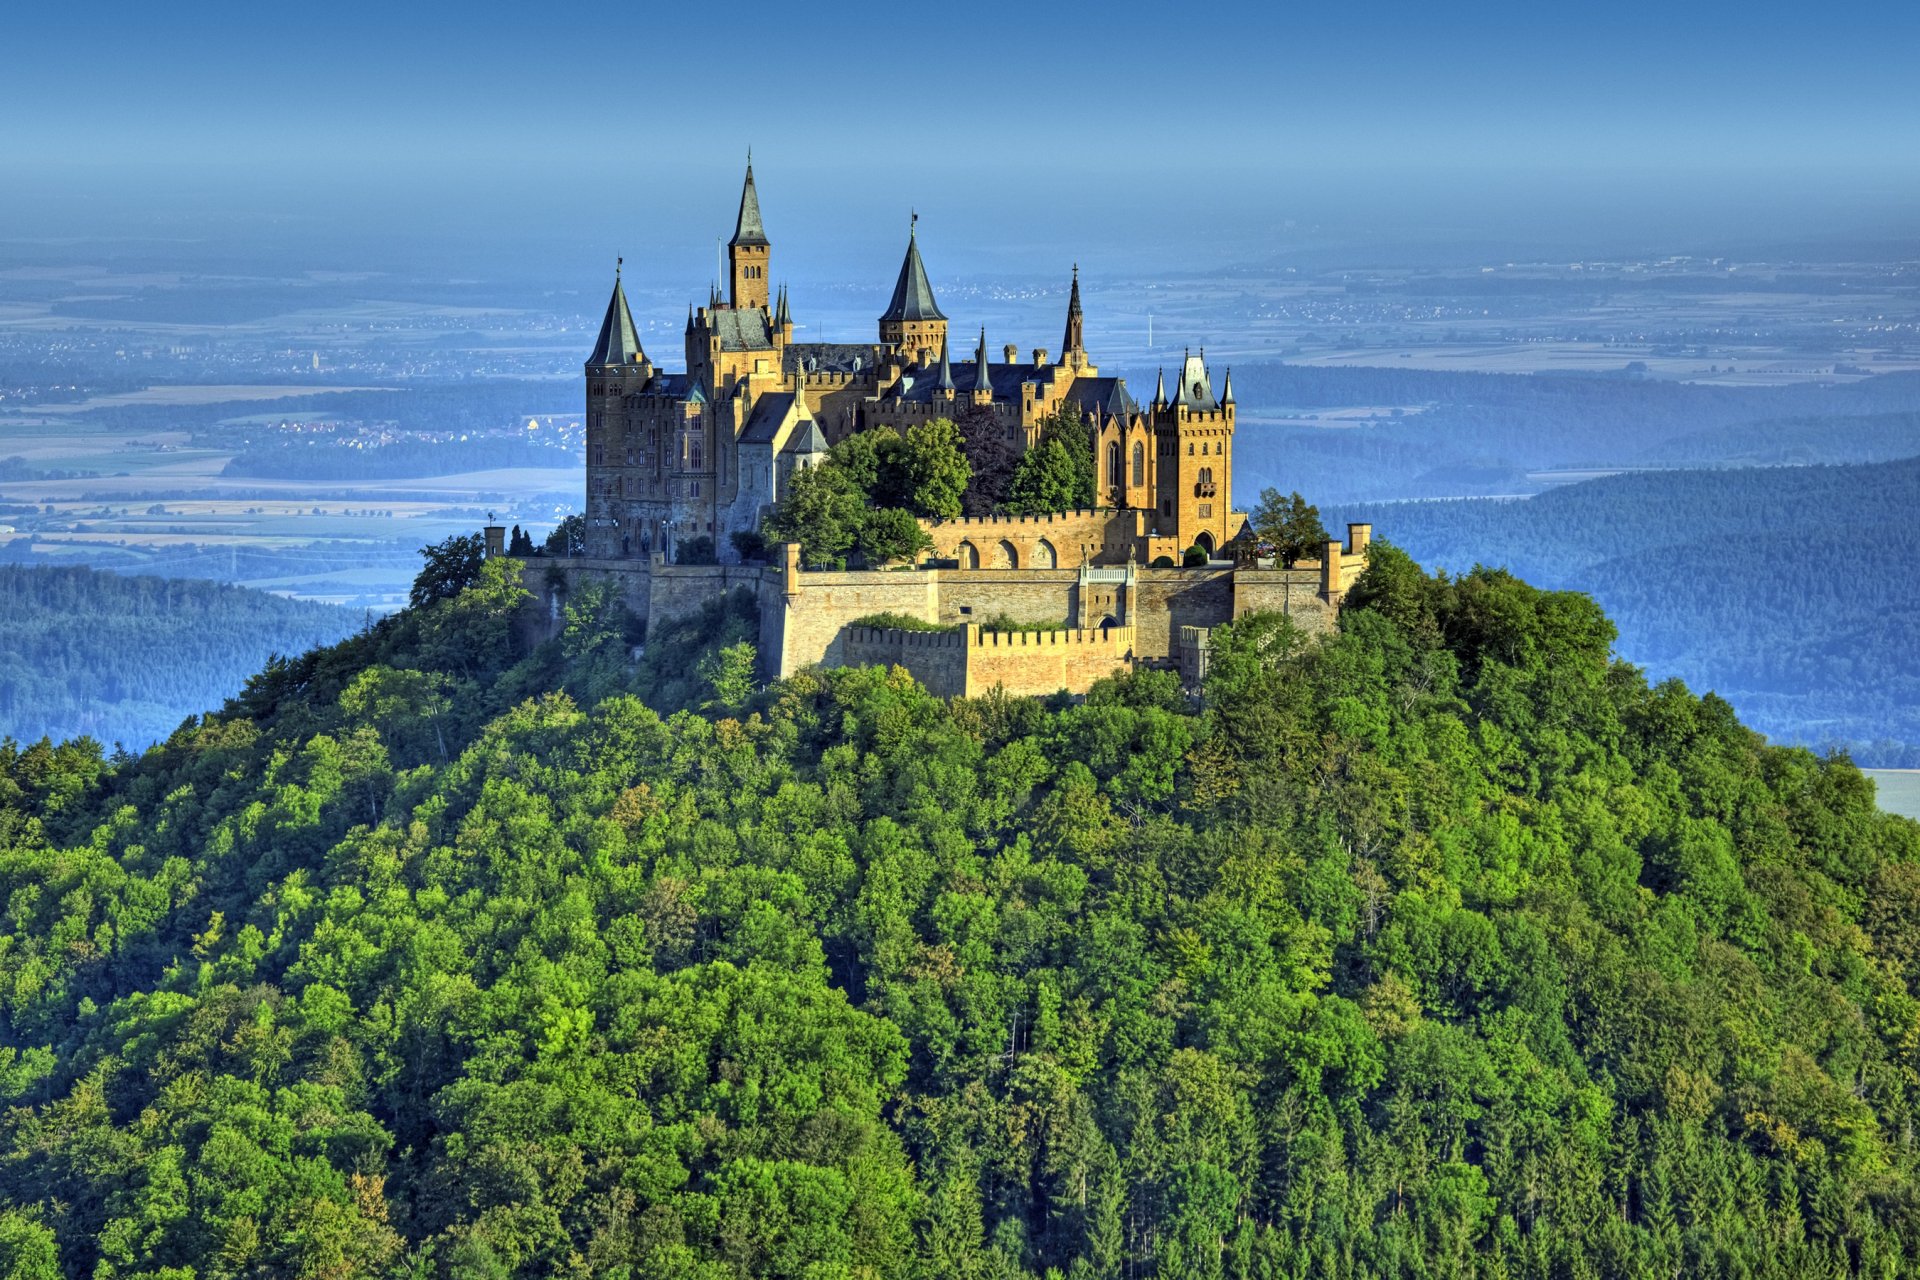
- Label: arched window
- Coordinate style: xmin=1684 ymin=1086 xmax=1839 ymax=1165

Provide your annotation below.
xmin=1107 ymin=441 xmax=1122 ymax=487
xmin=1131 ymin=441 xmax=1144 ymax=487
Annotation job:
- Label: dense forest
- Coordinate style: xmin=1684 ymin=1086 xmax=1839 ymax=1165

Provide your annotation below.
xmin=1329 ymin=456 xmax=1920 ymax=766
xmin=0 ymin=566 xmax=361 ymax=749
xmin=1 ymin=541 xmax=1918 ymax=1278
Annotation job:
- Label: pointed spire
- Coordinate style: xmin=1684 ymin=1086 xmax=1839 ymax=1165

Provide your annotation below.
xmin=775 ymin=284 xmax=790 ymax=327
xmin=587 ymin=269 xmax=643 ymax=366
xmin=973 ymin=327 xmax=993 ymax=394
xmin=1062 ymin=263 xmax=1085 ymax=356
xmin=730 ymin=153 xmax=768 ymax=247
xmin=1154 ymin=368 xmax=1166 ymax=405
xmin=685 ymin=303 xmax=695 ymax=335
xmin=936 ymin=336 xmax=954 ymax=392
xmin=880 ymin=216 xmax=946 ymax=323
xmin=1221 ymin=367 xmax=1234 ymax=405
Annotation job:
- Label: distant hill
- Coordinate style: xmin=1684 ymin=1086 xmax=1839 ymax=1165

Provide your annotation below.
xmin=1329 ymin=456 xmax=1920 ymax=763
xmin=0 ymin=565 xmax=362 ymax=748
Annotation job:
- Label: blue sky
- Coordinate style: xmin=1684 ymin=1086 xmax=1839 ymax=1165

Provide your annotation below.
xmin=4 ymin=0 xmax=1918 ymax=275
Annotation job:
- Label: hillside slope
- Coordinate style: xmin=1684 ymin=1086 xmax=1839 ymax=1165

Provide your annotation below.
xmin=0 ymin=565 xmax=363 ymax=748
xmin=0 ymin=554 xmax=1917 ymax=1278
xmin=1330 ymin=456 xmax=1920 ymax=764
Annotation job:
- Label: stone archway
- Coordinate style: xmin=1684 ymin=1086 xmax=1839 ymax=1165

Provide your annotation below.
xmin=1033 ymin=538 xmax=1057 ymax=569
xmin=958 ymin=540 xmax=980 ymax=569
xmin=995 ymin=539 xmax=1018 ymax=569
xmin=1195 ymin=531 xmax=1216 ymax=558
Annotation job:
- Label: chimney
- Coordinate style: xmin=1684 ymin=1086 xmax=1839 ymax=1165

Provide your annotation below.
xmin=1321 ymin=539 xmax=1343 ymax=601
xmin=1003 ymin=343 xmax=1018 ymax=364
xmin=1033 ymin=348 xmax=1048 ymax=367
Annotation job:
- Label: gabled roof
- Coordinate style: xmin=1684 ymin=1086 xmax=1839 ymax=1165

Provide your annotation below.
xmin=1066 ymin=376 xmax=1138 ymax=421
xmin=787 ymin=414 xmax=830 ymax=456
xmin=730 ymin=160 xmax=768 ymax=248
xmin=709 ymin=308 xmax=775 ymax=352
xmin=740 ymin=392 xmax=797 ymax=444
xmin=880 ymin=226 xmax=946 ymax=323
xmin=587 ymin=275 xmax=644 ymax=366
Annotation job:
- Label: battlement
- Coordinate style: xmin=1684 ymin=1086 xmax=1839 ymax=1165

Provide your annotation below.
xmin=928 ymin=507 xmax=1121 ymax=528
xmin=974 ymin=625 xmax=1133 ymax=649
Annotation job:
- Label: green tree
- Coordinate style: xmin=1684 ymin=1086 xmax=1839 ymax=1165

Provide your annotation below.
xmin=543 ymin=513 xmax=585 ymax=556
xmin=831 ymin=426 xmax=907 ymax=507
xmin=900 ymin=418 xmax=972 ymax=519
xmin=1007 ymin=438 xmax=1082 ymax=515
xmin=1250 ymin=488 xmax=1329 ymax=566
xmin=764 ymin=463 xmax=865 ymax=567
xmin=409 ymin=532 xmax=486 ymax=608
xmin=858 ymin=508 xmax=932 ymax=566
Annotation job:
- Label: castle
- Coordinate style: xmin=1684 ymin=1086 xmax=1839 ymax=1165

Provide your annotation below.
xmin=550 ymin=160 xmax=1372 ymax=696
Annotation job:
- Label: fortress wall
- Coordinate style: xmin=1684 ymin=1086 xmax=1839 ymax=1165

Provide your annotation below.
xmin=1230 ymin=569 xmax=1342 ymax=636
xmin=932 ymin=570 xmax=1080 ymax=628
xmin=842 ymin=625 xmax=969 ymax=697
xmin=1130 ymin=569 xmax=1239 ymax=659
xmin=965 ymin=624 xmax=1138 ymax=698
xmin=779 ymin=568 xmax=942 ymax=675
xmin=648 ymin=563 xmax=774 ymax=626
xmin=921 ymin=508 xmax=1143 ymax=569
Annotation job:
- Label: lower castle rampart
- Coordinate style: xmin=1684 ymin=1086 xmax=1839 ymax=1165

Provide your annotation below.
xmin=522 ymin=523 xmax=1373 ymax=699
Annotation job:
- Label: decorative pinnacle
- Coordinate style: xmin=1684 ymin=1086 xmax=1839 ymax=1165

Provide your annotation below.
xmin=616 ymin=255 xmax=623 ymax=278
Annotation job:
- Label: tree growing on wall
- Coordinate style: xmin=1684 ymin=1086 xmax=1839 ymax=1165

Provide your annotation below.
xmin=859 ymin=508 xmax=933 ymax=566
xmin=1251 ymin=487 xmax=1329 ymax=566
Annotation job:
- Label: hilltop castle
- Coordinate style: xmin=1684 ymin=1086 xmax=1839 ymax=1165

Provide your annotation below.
xmin=549 ymin=160 xmax=1372 ymax=697
xmin=583 ymin=159 xmax=1240 ymax=569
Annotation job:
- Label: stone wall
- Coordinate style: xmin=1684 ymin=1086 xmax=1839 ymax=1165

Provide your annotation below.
xmin=842 ymin=623 xmax=1139 ymax=698
xmin=777 ymin=566 xmax=941 ymax=673
xmin=920 ymin=508 xmax=1141 ymax=569
xmin=965 ymin=625 xmax=1138 ymax=698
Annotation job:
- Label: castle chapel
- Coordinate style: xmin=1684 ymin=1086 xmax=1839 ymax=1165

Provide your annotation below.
xmin=583 ymin=161 xmax=1240 ymax=565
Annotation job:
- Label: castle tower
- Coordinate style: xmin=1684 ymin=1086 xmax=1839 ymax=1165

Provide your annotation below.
xmin=1153 ymin=349 xmax=1235 ymax=555
xmin=583 ymin=262 xmax=651 ymax=557
xmin=878 ymin=214 xmax=947 ymax=363
xmin=728 ymin=155 xmax=771 ymax=311
xmin=1060 ymin=264 xmax=1089 ymax=372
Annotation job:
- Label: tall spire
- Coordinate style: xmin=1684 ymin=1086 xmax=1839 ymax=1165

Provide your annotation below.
xmin=730 ymin=153 xmax=768 ymax=248
xmin=587 ymin=267 xmax=643 ymax=366
xmin=936 ymin=335 xmax=954 ymax=392
xmin=1061 ymin=263 xmax=1084 ymax=356
xmin=1221 ymin=367 xmax=1234 ymax=405
xmin=973 ymin=327 xmax=993 ymax=393
xmin=880 ymin=214 xmax=946 ymax=323
xmin=775 ymin=284 xmax=790 ymax=327
xmin=1154 ymin=367 xmax=1166 ymax=405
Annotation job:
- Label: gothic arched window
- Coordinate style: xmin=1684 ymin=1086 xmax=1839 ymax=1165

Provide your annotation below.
xmin=1131 ymin=441 xmax=1144 ymax=487
xmin=1107 ymin=441 xmax=1122 ymax=487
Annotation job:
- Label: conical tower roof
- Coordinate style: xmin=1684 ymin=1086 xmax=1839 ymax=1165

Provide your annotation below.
xmin=936 ymin=336 xmax=954 ymax=392
xmin=881 ymin=219 xmax=946 ymax=322
xmin=730 ymin=156 xmax=768 ymax=248
xmin=973 ymin=327 xmax=992 ymax=393
xmin=587 ymin=268 xmax=643 ymax=366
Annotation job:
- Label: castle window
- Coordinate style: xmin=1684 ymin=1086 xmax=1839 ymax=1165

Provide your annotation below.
xmin=1107 ymin=442 xmax=1122 ymax=487
xmin=691 ymin=440 xmax=703 ymax=469
xmin=1132 ymin=441 xmax=1144 ymax=486
xmin=1187 ymin=443 xmax=1194 ymax=456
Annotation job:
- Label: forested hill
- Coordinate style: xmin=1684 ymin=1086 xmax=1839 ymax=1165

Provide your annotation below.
xmin=2 ymin=551 xmax=1920 ymax=1279
xmin=0 ymin=565 xmax=361 ymax=749
xmin=1330 ymin=456 xmax=1920 ymax=765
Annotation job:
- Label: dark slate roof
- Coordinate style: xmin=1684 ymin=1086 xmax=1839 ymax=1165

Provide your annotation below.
xmin=880 ymin=229 xmax=945 ymax=322
xmin=740 ymin=392 xmax=796 ymax=445
xmin=784 ymin=342 xmax=879 ymax=376
xmin=890 ymin=360 xmax=1069 ymax=404
xmin=787 ymin=414 xmax=830 ymax=456
xmin=1174 ymin=353 xmax=1218 ymax=412
xmin=587 ymin=277 xmax=644 ymax=366
xmin=730 ymin=162 xmax=768 ymax=247
xmin=636 ymin=371 xmax=697 ymax=401
xmin=1065 ymin=376 xmax=1138 ymax=420
xmin=710 ymin=308 xmax=774 ymax=351
xmin=936 ymin=338 xmax=954 ymax=391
